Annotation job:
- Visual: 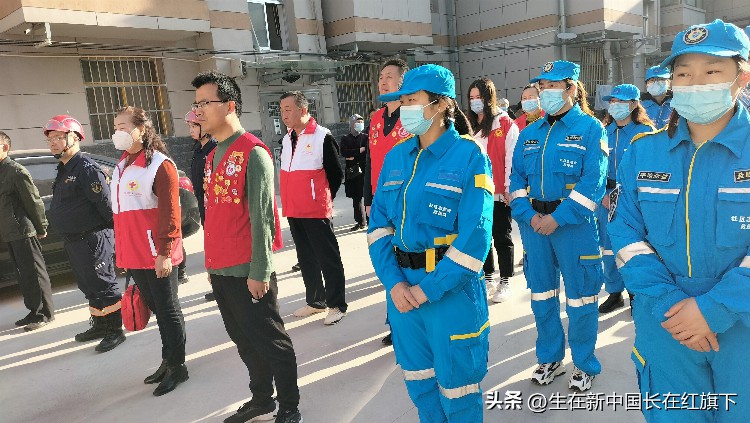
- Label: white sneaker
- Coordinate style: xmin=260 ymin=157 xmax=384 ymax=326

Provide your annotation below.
xmin=491 ymin=280 xmax=512 ymax=303
xmin=323 ymin=308 xmax=346 ymax=325
xmin=531 ymin=361 xmax=565 ymax=385
xmin=485 ymin=279 xmax=498 ymax=297
xmin=293 ymin=305 xmax=326 ymax=317
xmin=568 ymin=366 xmax=595 ymax=392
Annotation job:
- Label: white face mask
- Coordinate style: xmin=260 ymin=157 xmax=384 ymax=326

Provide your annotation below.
xmin=112 ymin=129 xmax=137 ymax=151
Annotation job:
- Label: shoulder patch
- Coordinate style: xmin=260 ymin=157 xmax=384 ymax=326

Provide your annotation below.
xmin=631 ymin=126 xmax=667 ymax=144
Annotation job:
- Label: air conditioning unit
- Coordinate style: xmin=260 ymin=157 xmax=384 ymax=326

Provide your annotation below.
xmin=228 ymin=58 xmax=247 ymax=78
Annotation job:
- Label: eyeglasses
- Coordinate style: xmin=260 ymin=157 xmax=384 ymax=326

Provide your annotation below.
xmin=44 ymin=135 xmax=67 ymax=144
xmin=191 ymin=100 xmax=226 ymax=111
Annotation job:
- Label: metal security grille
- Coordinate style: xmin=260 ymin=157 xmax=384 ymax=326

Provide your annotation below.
xmin=336 ymin=63 xmax=377 ymax=122
xmin=80 ymin=57 xmax=173 ymax=141
xmin=579 ymin=46 xmax=606 ymax=94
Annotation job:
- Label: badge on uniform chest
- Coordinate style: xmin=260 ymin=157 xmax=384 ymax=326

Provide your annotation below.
xmin=212 ymin=151 xmax=245 ymax=205
xmin=734 ymin=169 xmax=750 ymax=183
xmin=637 ymin=171 xmax=671 ymax=182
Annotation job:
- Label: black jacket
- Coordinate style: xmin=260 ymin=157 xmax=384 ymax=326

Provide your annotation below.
xmin=0 ymin=156 xmax=48 ymax=242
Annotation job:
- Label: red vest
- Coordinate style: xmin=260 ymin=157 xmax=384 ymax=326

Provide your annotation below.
xmin=203 ymin=132 xmax=283 ymax=270
xmin=368 ymin=107 xmax=411 ymax=194
xmin=485 ymin=114 xmax=517 ymax=195
xmin=111 ymin=151 xmax=184 ymax=269
xmin=514 ymin=111 xmax=545 ymax=132
xmin=279 ymin=118 xmax=333 ymax=218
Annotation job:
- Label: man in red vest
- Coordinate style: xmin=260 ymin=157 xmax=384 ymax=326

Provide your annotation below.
xmin=279 ymin=91 xmax=347 ymax=326
xmin=191 ymin=71 xmax=302 ymax=423
xmin=363 ymin=58 xmax=409 ymax=345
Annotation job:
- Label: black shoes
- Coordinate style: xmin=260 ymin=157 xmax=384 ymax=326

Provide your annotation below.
xmin=291 ymin=263 xmax=301 ymax=272
xmin=205 ymin=292 xmax=216 ymax=302
xmin=349 ymin=223 xmax=366 ymax=232
xmin=144 ymin=360 xmax=169 ymax=384
xmin=16 ymin=313 xmax=52 ymax=331
xmin=94 ymin=310 xmax=126 ymax=352
xmin=178 ymin=267 xmax=189 ymax=284
xmin=381 ymin=333 xmax=393 ymax=346
xmin=15 ymin=313 xmax=35 ymax=326
xmin=153 ymin=364 xmax=189 ymax=396
xmin=75 ymin=316 xmax=108 ymax=342
xmin=275 ymin=408 xmax=303 ymax=423
xmin=598 ymin=292 xmax=625 ymax=314
xmin=224 ymin=399 xmax=276 ymax=423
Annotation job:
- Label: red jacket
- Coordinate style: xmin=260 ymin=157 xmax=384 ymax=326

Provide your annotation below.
xmin=368 ymin=107 xmax=411 ymax=194
xmin=514 ymin=111 xmax=545 ymax=132
xmin=203 ymin=132 xmax=283 ymax=270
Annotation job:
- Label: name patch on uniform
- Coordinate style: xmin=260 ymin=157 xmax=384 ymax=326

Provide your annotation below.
xmin=524 ymin=139 xmax=539 ymax=146
xmin=65 ymin=176 xmax=76 ymax=184
xmin=734 ymin=169 xmax=750 ymax=183
xmin=637 ymin=171 xmax=671 ymax=182
xmin=565 ymin=135 xmax=582 ymax=141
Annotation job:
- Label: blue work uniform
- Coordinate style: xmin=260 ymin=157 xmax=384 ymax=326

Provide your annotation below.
xmin=609 ymin=105 xmax=750 ymax=422
xmin=508 ymin=103 xmax=607 ymax=376
xmin=597 ymin=120 xmax=654 ymax=294
xmin=642 ymin=97 xmax=672 ymax=129
xmin=48 ymin=152 xmax=120 ymax=315
xmin=368 ymin=124 xmax=494 ymax=423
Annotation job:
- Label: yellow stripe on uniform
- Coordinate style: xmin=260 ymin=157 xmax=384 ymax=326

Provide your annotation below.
xmin=426 ymin=248 xmax=436 ymax=273
xmin=449 ymin=320 xmax=490 ymax=340
xmin=579 ymin=254 xmax=602 ymax=260
xmin=434 ymin=233 xmax=458 ymax=245
xmin=631 ymin=126 xmax=667 ymax=144
xmin=565 ymin=183 xmax=576 ymax=190
xmin=632 ymin=346 xmax=645 ymax=366
xmin=474 ymin=174 xmax=494 ymax=194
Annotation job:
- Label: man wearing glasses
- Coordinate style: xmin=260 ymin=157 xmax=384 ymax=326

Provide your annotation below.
xmin=45 ymin=115 xmax=126 ymax=352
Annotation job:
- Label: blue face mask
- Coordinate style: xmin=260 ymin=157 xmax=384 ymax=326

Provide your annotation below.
xmin=647 ymin=80 xmax=668 ymax=97
xmin=540 ymin=88 xmax=566 ymax=115
xmin=671 ymin=80 xmax=736 ymax=125
xmin=400 ymin=100 xmax=438 ymax=136
xmin=470 ymin=99 xmax=484 ymax=114
xmin=521 ymin=99 xmax=540 ymax=113
xmin=608 ymin=102 xmax=632 ymax=121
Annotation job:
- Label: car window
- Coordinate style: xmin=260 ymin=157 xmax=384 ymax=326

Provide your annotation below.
xmin=17 ymin=160 xmax=58 ymax=197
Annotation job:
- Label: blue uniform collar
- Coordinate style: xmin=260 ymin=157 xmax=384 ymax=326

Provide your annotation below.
xmin=541 ymin=104 xmax=586 ymax=129
xmin=407 ymin=123 xmax=459 ymax=158
xmin=669 ymin=104 xmax=750 ymax=157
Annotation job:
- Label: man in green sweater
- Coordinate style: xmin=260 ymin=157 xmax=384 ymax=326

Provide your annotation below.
xmin=191 ymin=71 xmax=302 ymax=423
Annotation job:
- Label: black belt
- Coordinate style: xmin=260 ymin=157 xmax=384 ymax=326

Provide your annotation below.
xmin=62 ymin=225 xmax=107 ymax=242
xmin=395 ymin=246 xmax=449 ymax=270
xmin=531 ymin=199 xmax=562 ymax=214
xmin=606 ymin=178 xmax=617 ymax=190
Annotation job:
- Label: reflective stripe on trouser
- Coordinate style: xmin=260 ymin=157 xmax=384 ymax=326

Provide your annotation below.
xmin=631 ymin=293 xmax=750 ymax=422
xmin=519 ymin=218 xmax=603 ymax=376
xmin=389 ymin=266 xmax=488 ymax=423
xmin=597 ymin=206 xmax=624 ymax=293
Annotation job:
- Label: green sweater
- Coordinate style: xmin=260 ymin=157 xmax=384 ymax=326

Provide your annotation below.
xmin=208 ymin=130 xmax=275 ymax=282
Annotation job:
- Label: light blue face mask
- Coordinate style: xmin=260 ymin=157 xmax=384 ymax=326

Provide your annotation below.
xmin=540 ymin=88 xmax=566 ymax=115
xmin=521 ymin=98 xmax=540 ymax=113
xmin=400 ymin=100 xmax=438 ymax=136
xmin=671 ymin=80 xmax=736 ymax=125
xmin=470 ymin=99 xmax=484 ymax=114
xmin=608 ymin=102 xmax=632 ymax=121
xmin=353 ymin=122 xmax=365 ymax=133
xmin=647 ymin=80 xmax=668 ymax=97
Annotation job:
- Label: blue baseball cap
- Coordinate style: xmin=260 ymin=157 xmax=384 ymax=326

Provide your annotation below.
xmin=645 ymin=66 xmax=670 ymax=81
xmin=602 ymin=84 xmax=640 ymax=102
xmin=378 ymin=64 xmax=455 ymax=102
xmin=661 ymin=19 xmax=750 ymax=67
xmin=530 ymin=60 xmax=580 ymax=83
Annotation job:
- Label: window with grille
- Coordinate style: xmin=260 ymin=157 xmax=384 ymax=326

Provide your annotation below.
xmin=336 ymin=63 xmax=378 ymax=122
xmin=579 ymin=46 xmax=606 ymax=104
xmin=248 ymin=0 xmax=285 ymax=50
xmin=80 ymin=57 xmax=173 ymax=141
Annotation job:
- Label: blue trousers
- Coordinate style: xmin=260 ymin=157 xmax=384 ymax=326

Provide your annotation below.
xmin=597 ymin=206 xmax=625 ymax=294
xmin=64 ymin=228 xmax=121 ymax=313
xmin=519 ymin=217 xmax=603 ymax=375
xmin=388 ymin=266 xmax=489 ymax=423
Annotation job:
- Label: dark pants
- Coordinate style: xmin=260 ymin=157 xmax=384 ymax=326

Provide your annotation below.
xmin=7 ymin=237 xmax=54 ymax=322
xmin=211 ymin=273 xmax=300 ymax=410
xmin=483 ymin=201 xmax=515 ymax=278
xmin=130 ymin=268 xmax=186 ymax=365
xmin=178 ymin=245 xmax=187 ymax=271
xmin=64 ymin=228 xmax=121 ymax=312
xmin=352 ymin=196 xmax=365 ymax=226
xmin=288 ymin=217 xmax=347 ymax=312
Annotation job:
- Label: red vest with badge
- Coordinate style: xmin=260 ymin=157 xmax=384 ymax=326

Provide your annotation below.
xmin=279 ymin=117 xmax=333 ymax=218
xmin=203 ymin=132 xmax=283 ymax=270
xmin=485 ymin=114 xmax=516 ymax=195
xmin=368 ymin=107 xmax=411 ymax=194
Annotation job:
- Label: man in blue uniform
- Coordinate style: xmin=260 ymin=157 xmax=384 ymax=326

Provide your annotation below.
xmin=610 ymin=19 xmax=750 ymax=422
xmin=641 ymin=66 xmax=673 ymax=128
xmin=45 ymin=115 xmax=125 ymax=352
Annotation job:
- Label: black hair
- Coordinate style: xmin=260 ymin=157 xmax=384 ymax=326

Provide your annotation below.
xmin=466 ymin=77 xmax=498 ymax=138
xmin=381 ymin=58 xmax=409 ymax=75
xmin=280 ymin=91 xmax=309 ymax=110
xmin=117 ymin=106 xmax=170 ymax=167
xmin=0 ymin=131 xmax=10 ymax=149
xmin=191 ymin=71 xmax=243 ymax=117
xmin=427 ymin=92 xmax=473 ymax=136
xmin=602 ymin=101 xmax=655 ymax=128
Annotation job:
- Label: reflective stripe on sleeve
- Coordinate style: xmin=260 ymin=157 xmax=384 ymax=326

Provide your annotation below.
xmin=425 ymin=182 xmax=462 ymax=194
xmin=474 ymin=174 xmax=495 ymax=194
xmin=367 ymin=227 xmax=395 ymax=246
xmin=615 ymin=241 xmax=656 ymax=269
xmin=569 ymin=190 xmax=597 ymax=212
xmin=439 ymin=383 xmax=481 ymax=399
xmin=741 ymin=256 xmax=750 ymax=268
xmin=718 ymin=188 xmax=750 ymax=194
xmin=601 ymin=248 xmax=614 ymax=256
xmin=558 ymin=143 xmax=587 ymax=151
xmin=445 ymin=246 xmax=484 ymax=272
xmin=383 ymin=180 xmax=404 ymax=187
xmin=567 ymin=295 xmax=598 ymax=307
xmin=403 ymin=368 xmax=436 ymax=381
xmin=510 ymin=189 xmax=528 ymax=200
xmin=637 ymin=187 xmax=680 ymax=194
xmin=531 ymin=289 xmax=559 ymax=301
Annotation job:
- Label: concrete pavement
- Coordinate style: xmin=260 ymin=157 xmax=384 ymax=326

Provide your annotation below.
xmin=0 ymin=194 xmax=644 ymax=423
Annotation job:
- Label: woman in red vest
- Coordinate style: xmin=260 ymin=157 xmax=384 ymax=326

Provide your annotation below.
xmin=514 ymin=84 xmax=546 ymax=131
xmin=110 ymin=106 xmax=188 ymax=397
xmin=467 ymin=77 xmax=519 ymax=303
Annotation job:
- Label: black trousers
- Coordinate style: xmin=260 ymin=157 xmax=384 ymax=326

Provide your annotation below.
xmin=7 ymin=237 xmax=54 ymax=322
xmin=64 ymin=228 xmax=121 ymax=312
xmin=211 ymin=273 xmax=300 ymax=410
xmin=352 ymin=196 xmax=365 ymax=226
xmin=287 ymin=217 xmax=347 ymax=312
xmin=130 ymin=268 xmax=186 ymax=366
xmin=483 ymin=201 xmax=515 ymax=278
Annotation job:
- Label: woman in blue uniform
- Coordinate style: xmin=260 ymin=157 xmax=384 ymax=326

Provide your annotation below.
xmin=367 ymin=64 xmax=494 ymax=423
xmin=609 ymin=19 xmax=750 ymax=422
xmin=641 ymin=65 xmax=673 ymax=128
xmin=597 ymin=84 xmax=655 ymax=314
xmin=508 ymin=60 xmax=608 ymax=392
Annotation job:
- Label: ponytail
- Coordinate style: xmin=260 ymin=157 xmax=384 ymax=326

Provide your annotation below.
xmin=427 ymin=93 xmax=474 ymax=136
xmin=571 ymin=80 xmax=594 ymax=116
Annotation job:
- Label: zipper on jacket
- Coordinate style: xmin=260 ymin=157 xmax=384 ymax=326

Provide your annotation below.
xmin=400 ymin=149 xmax=424 ymax=251
xmin=540 ymin=122 xmax=556 ymax=198
xmin=685 ymin=142 xmax=705 ymax=278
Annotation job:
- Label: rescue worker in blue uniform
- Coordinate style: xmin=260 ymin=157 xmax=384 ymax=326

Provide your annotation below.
xmin=45 ymin=115 xmax=125 ymax=352
xmin=609 ymin=19 xmax=750 ymax=422
xmin=508 ymin=60 xmax=607 ymax=392
xmin=642 ymin=65 xmax=673 ymax=128
xmin=368 ymin=64 xmax=494 ymax=422
xmin=597 ymin=84 xmax=655 ymax=314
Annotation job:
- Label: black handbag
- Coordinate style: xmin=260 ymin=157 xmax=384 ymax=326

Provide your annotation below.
xmin=345 ymin=165 xmax=362 ymax=180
